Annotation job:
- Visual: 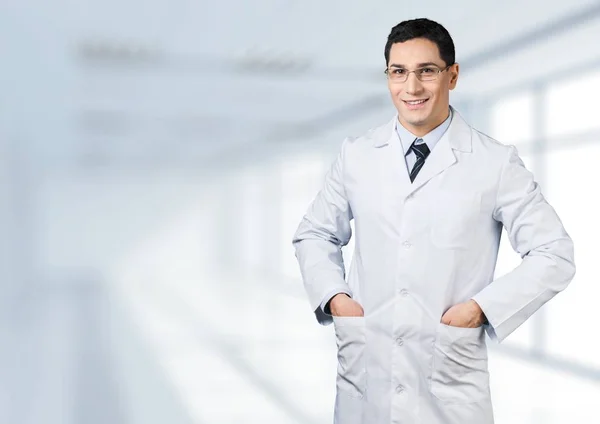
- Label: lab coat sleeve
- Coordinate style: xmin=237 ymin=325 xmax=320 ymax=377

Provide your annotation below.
xmin=292 ymin=137 xmax=354 ymax=325
xmin=471 ymin=145 xmax=576 ymax=343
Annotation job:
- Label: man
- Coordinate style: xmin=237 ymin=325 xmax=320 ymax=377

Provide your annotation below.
xmin=291 ymin=18 xmax=575 ymax=424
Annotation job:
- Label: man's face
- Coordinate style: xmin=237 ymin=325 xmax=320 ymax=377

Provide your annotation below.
xmin=387 ymin=38 xmax=459 ymax=135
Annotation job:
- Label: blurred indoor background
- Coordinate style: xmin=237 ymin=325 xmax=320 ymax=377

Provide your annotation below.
xmin=1 ymin=0 xmax=599 ymax=423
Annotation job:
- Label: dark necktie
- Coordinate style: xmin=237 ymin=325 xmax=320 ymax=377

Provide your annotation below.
xmin=409 ymin=138 xmax=430 ymax=183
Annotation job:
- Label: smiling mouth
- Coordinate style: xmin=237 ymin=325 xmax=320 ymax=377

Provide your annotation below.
xmin=403 ymin=99 xmax=429 ymax=105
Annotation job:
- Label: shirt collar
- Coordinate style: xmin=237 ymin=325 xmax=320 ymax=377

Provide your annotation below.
xmin=395 ymin=108 xmax=453 ymax=156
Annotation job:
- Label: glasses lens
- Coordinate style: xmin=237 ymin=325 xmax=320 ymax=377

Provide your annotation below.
xmin=387 ymin=69 xmax=407 ymax=82
xmin=387 ymin=68 xmax=443 ymax=82
xmin=417 ymin=68 xmax=439 ymax=81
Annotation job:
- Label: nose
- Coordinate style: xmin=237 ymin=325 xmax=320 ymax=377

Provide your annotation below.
xmin=405 ymin=72 xmax=423 ymax=95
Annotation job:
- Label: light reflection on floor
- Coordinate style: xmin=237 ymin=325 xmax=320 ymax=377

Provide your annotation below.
xmin=4 ymin=271 xmax=598 ymax=424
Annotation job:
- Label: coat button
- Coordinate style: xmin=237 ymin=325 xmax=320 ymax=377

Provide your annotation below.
xmin=395 ymin=337 xmax=404 ymax=346
xmin=403 ymin=241 xmax=412 ymax=249
xmin=399 ymin=289 xmax=409 ymax=297
xmin=396 ymin=384 xmax=405 ymax=394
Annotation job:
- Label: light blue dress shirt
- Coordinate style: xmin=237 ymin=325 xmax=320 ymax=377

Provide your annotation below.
xmin=396 ymin=108 xmax=453 ymax=176
xmin=319 ymin=108 xmax=453 ymax=315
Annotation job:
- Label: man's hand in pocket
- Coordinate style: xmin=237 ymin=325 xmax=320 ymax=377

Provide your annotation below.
xmin=329 ymin=293 xmax=364 ymax=317
xmin=441 ymin=299 xmax=486 ymax=328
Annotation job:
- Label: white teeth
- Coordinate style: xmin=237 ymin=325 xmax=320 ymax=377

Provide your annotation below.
xmin=406 ymin=99 xmax=427 ymax=105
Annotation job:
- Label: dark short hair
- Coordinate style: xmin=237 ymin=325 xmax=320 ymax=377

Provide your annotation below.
xmin=384 ymin=18 xmax=455 ymax=67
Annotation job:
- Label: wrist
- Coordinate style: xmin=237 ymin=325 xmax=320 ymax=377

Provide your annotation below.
xmin=469 ymin=299 xmax=487 ymax=324
xmin=330 ymin=292 xmax=349 ymax=305
xmin=329 ymin=293 xmax=350 ymax=311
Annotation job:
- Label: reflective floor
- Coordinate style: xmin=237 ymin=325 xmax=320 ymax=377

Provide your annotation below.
xmin=2 ymin=269 xmax=598 ymax=424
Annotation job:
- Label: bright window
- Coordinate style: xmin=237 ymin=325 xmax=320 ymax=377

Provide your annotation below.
xmin=280 ymin=153 xmax=328 ymax=279
xmin=490 ymin=91 xmax=535 ymax=145
xmin=545 ymin=70 xmax=600 ymax=138
xmin=543 ymin=143 xmax=600 ymax=368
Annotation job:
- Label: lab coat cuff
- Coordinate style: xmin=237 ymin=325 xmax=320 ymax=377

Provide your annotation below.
xmin=470 ymin=294 xmax=501 ymax=343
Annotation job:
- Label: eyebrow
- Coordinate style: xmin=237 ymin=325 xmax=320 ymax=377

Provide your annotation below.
xmin=389 ymin=62 xmax=443 ymax=68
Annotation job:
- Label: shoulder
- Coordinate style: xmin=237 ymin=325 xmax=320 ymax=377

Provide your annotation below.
xmin=469 ymin=127 xmax=517 ymax=164
xmin=342 ymin=118 xmax=393 ymax=151
xmin=466 ymin=127 xmax=534 ymax=195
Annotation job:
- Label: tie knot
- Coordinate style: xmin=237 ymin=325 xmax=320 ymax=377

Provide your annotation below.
xmin=410 ymin=138 xmax=430 ymax=160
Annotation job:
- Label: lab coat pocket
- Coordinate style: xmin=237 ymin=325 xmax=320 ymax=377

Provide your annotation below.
xmin=333 ymin=316 xmax=366 ymax=424
xmin=334 ymin=390 xmax=364 ymax=424
xmin=430 ymin=323 xmax=490 ymax=403
xmin=333 ymin=316 xmax=366 ymax=397
xmin=430 ymin=192 xmax=481 ymax=250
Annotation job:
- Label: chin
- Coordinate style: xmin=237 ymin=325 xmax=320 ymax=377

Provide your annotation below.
xmin=400 ymin=114 xmax=430 ymax=127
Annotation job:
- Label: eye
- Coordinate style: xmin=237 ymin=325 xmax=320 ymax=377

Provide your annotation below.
xmin=392 ymin=69 xmax=407 ymax=75
xmin=420 ymin=67 xmax=436 ymax=74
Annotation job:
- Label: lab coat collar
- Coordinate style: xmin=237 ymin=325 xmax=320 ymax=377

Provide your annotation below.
xmin=373 ymin=105 xmax=472 ymax=153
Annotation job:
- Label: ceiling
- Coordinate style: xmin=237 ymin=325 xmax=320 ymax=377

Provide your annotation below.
xmin=4 ymin=0 xmax=600 ymax=168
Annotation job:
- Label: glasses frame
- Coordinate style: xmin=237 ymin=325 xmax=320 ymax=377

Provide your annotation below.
xmin=384 ymin=64 xmax=453 ymax=83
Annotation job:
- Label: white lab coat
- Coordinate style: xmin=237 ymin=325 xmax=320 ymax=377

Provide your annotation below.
xmin=292 ymin=106 xmax=575 ymax=424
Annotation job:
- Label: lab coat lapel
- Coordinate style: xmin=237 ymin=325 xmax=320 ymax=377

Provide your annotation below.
xmin=406 ymin=107 xmax=474 ymax=198
xmin=373 ymin=107 xmax=473 ymax=201
xmin=405 ymin=131 xmax=456 ymax=198
xmin=374 ymin=117 xmax=414 ymax=204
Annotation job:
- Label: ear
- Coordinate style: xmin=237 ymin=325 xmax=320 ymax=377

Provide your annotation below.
xmin=448 ymin=63 xmax=459 ymax=89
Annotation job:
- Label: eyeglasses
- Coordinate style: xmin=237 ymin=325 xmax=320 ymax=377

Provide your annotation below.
xmin=384 ymin=64 xmax=452 ymax=83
